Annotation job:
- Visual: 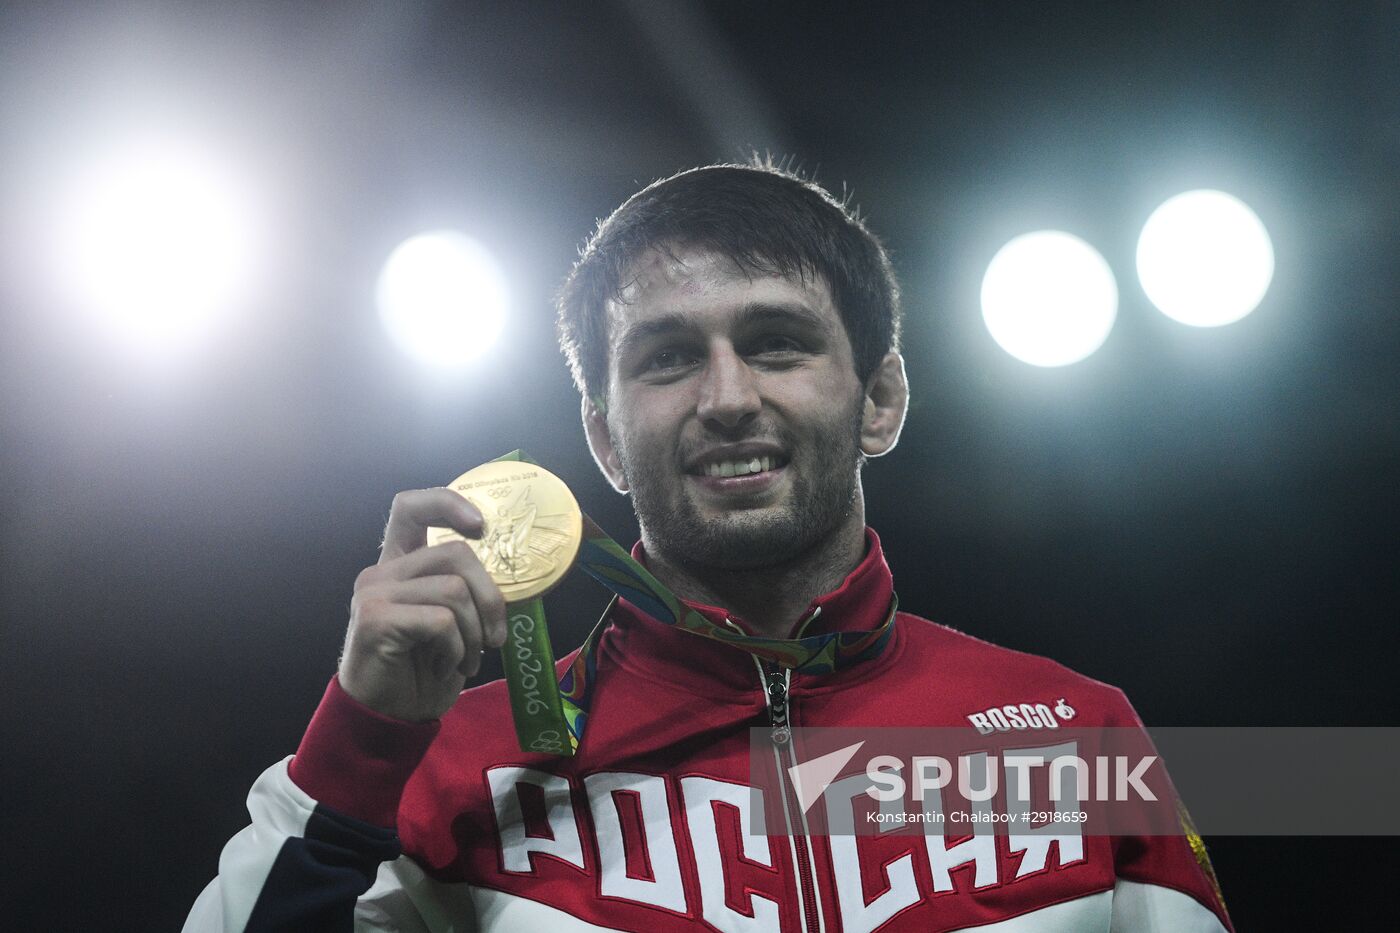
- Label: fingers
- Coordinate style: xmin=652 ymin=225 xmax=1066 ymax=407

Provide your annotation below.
xmin=372 ymin=538 xmax=480 ymax=581
xmin=346 ymin=600 xmax=468 ymax=681
xmin=361 ymin=535 xmax=509 ymax=644
xmin=342 ymin=488 xmax=504 ymax=720
xmin=379 ymin=488 xmax=484 ymax=564
xmin=453 ymin=549 xmax=508 ymax=650
xmin=385 ymin=574 xmax=488 ymax=674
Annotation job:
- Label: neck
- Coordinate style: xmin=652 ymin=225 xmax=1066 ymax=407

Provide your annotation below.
xmin=642 ymin=502 xmax=868 ymax=639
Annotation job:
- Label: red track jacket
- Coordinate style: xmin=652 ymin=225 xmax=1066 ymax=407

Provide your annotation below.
xmin=185 ymin=530 xmax=1232 ymax=932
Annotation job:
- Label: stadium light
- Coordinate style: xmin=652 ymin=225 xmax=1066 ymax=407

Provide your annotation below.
xmin=376 ymin=231 xmax=508 ymax=368
xmin=44 ymin=134 xmax=262 ymax=356
xmin=1136 ymin=189 xmax=1274 ymax=327
xmin=980 ymin=231 xmax=1119 ymax=367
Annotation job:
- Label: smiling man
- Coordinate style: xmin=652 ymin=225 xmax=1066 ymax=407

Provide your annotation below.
xmin=583 ymin=240 xmax=906 ymax=639
xmin=186 ymin=163 xmax=1232 ymax=932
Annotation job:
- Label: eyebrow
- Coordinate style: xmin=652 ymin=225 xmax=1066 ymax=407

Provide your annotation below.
xmin=613 ymin=301 xmax=833 ymax=358
xmin=613 ymin=312 xmax=697 ymax=358
xmin=736 ymin=301 xmax=832 ymax=334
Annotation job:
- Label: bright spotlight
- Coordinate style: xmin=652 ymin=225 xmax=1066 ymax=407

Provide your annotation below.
xmin=980 ymin=231 xmax=1119 ymax=367
xmin=1136 ymin=189 xmax=1274 ymax=327
xmin=376 ymin=232 xmax=508 ymax=368
xmin=45 ymin=135 xmax=261 ymax=354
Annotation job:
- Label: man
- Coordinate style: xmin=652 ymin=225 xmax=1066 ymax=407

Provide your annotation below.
xmin=185 ymin=163 xmax=1232 ymax=931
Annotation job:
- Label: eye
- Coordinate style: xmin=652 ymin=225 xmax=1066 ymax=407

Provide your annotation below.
xmin=643 ymin=347 xmax=698 ymax=373
xmin=750 ymin=334 xmax=805 ymax=357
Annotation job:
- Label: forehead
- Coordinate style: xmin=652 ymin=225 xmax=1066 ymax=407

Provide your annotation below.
xmin=605 ymin=244 xmax=839 ymax=340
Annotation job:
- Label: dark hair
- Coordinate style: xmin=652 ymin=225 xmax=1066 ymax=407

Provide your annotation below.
xmin=556 ymin=160 xmax=902 ymax=402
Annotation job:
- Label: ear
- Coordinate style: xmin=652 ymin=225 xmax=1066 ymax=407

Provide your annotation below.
xmin=582 ymin=395 xmax=629 ymax=492
xmin=859 ymin=352 xmax=909 ymax=457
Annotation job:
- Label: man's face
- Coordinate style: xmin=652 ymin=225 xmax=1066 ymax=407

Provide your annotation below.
xmin=594 ymin=245 xmax=868 ymax=571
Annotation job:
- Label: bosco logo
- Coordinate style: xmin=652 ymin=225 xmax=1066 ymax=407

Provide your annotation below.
xmin=966 ymin=700 xmax=1068 ymax=736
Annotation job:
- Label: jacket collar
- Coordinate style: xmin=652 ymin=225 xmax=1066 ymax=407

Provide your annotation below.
xmin=598 ymin=528 xmax=897 ymax=696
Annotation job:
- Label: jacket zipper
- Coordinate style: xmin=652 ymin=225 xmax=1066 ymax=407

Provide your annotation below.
xmin=731 ymin=606 xmax=826 ymax=933
xmin=764 ymin=663 xmax=824 ymax=933
xmin=728 ymin=610 xmax=823 ymax=930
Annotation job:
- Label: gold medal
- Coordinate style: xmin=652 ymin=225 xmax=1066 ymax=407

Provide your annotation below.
xmin=428 ymin=461 xmax=583 ymax=603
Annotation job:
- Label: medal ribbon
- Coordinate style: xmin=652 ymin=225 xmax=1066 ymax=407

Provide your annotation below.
xmin=491 ymin=450 xmax=898 ymax=756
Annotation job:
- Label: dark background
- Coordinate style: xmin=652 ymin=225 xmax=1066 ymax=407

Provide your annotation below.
xmin=1 ymin=1 xmax=1395 ymax=928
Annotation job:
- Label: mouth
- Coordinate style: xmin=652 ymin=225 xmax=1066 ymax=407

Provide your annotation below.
xmin=684 ymin=445 xmax=789 ymax=479
xmin=694 ymin=454 xmax=787 ymax=478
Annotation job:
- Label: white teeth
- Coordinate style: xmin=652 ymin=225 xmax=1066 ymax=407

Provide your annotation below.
xmin=702 ymin=456 xmax=778 ymax=478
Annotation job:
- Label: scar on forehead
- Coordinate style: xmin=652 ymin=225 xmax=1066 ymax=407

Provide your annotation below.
xmin=614 ymin=246 xmax=754 ymax=304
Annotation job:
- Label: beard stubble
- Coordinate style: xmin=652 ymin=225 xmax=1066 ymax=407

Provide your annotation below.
xmin=616 ymin=396 xmax=866 ymax=572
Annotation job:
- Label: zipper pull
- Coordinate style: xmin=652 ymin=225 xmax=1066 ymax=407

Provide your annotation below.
xmin=765 ymin=667 xmax=791 ymax=746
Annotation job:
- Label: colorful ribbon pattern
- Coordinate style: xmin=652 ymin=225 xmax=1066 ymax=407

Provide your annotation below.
xmin=493 ymin=450 xmax=898 ymax=756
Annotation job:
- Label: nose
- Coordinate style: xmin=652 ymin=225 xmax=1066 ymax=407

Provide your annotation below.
xmin=695 ymin=343 xmax=760 ymax=431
